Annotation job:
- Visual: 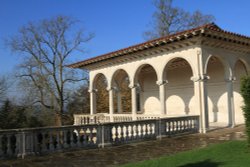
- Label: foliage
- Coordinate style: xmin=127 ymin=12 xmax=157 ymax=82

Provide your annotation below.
xmin=66 ymin=83 xmax=90 ymax=125
xmin=240 ymin=76 xmax=250 ymax=147
xmin=0 ymin=99 xmax=44 ymax=129
xmin=67 ymin=84 xmax=90 ymax=114
xmin=122 ymin=141 xmax=250 ymax=167
xmin=95 ymin=75 xmax=109 ymax=113
xmin=7 ymin=15 xmax=93 ymax=126
xmin=144 ymin=0 xmax=215 ymax=40
xmin=0 ymin=76 xmax=8 ymax=103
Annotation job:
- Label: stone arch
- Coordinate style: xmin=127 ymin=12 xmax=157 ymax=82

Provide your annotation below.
xmin=162 ymin=57 xmax=195 ymax=81
xmin=110 ymin=69 xmax=130 ymax=87
xmin=92 ymin=73 xmax=109 ymax=90
xmin=163 ymin=57 xmax=194 ymax=115
xmin=133 ymin=64 xmax=160 ymax=114
xmin=233 ymin=58 xmax=249 ymax=78
xmin=132 ymin=63 xmax=159 ymax=86
xmin=110 ymin=69 xmax=131 ymax=113
xmin=92 ymin=73 xmax=109 ymax=113
xmin=204 ymin=55 xmax=232 ymax=79
xmin=206 ymin=56 xmax=228 ymax=125
xmin=233 ymin=59 xmax=248 ymax=124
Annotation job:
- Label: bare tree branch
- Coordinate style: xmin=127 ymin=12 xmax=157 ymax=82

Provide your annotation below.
xmin=7 ymin=15 xmax=92 ymax=126
xmin=144 ymin=0 xmax=215 ymax=40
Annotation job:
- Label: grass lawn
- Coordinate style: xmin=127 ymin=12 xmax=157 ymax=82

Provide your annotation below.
xmin=121 ymin=141 xmax=250 ymax=167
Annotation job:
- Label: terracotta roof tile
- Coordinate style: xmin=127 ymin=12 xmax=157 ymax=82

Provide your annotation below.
xmin=68 ymin=23 xmax=250 ymax=69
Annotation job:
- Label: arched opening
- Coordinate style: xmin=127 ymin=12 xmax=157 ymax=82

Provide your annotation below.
xmin=233 ymin=59 xmax=248 ymax=124
xmin=93 ymin=73 xmax=109 ymax=113
xmin=134 ymin=64 xmax=159 ymax=114
xmin=163 ymin=58 xmax=194 ymax=116
xmin=206 ymin=56 xmax=228 ymax=125
xmin=111 ymin=69 xmax=131 ymax=113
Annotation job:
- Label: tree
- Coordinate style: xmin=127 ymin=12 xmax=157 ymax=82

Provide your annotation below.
xmin=7 ymin=15 xmax=93 ymax=126
xmin=66 ymin=83 xmax=90 ymax=125
xmin=0 ymin=77 xmax=7 ymax=102
xmin=240 ymin=76 xmax=250 ymax=147
xmin=0 ymin=99 xmax=44 ymax=129
xmin=144 ymin=0 xmax=215 ymax=40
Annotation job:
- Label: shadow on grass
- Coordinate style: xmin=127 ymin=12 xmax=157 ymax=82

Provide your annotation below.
xmin=178 ymin=159 xmax=223 ymax=167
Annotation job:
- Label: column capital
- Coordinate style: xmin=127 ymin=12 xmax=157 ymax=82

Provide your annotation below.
xmin=156 ymin=80 xmax=168 ymax=86
xmin=106 ymin=87 xmax=115 ymax=91
xmin=88 ymin=89 xmax=97 ymax=93
xmin=129 ymin=83 xmax=138 ymax=89
xmin=191 ymin=75 xmax=210 ymax=82
xmin=225 ymin=76 xmax=236 ymax=83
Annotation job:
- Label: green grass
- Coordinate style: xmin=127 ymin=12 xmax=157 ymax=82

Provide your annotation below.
xmin=121 ymin=141 xmax=250 ymax=167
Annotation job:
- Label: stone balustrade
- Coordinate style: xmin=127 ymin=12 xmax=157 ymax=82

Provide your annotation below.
xmin=73 ymin=113 xmax=183 ymax=125
xmin=0 ymin=115 xmax=199 ymax=159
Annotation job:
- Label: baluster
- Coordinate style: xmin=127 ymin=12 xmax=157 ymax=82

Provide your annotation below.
xmin=171 ymin=121 xmax=174 ymax=134
xmin=165 ymin=121 xmax=169 ymax=135
xmin=85 ymin=128 xmax=90 ymax=145
xmin=183 ymin=120 xmax=186 ymax=132
xmin=75 ymin=129 xmax=80 ymax=147
xmin=44 ymin=132 xmax=49 ymax=151
xmin=115 ymin=125 xmax=119 ymax=143
xmin=135 ymin=124 xmax=139 ymax=140
xmin=82 ymin=129 xmax=87 ymax=146
xmin=70 ymin=130 xmax=74 ymax=147
xmin=49 ymin=131 xmax=54 ymax=151
xmin=89 ymin=127 xmax=95 ymax=145
xmin=0 ymin=134 xmax=3 ymax=156
xmin=186 ymin=119 xmax=189 ymax=131
xmin=120 ymin=125 xmax=124 ymax=143
xmin=190 ymin=119 xmax=193 ymax=130
xmin=180 ymin=120 xmax=183 ymax=131
xmin=6 ymin=134 xmax=12 ymax=155
xmin=149 ymin=123 xmax=153 ymax=137
xmin=56 ymin=131 xmax=62 ymax=150
xmin=63 ymin=130 xmax=68 ymax=148
xmin=132 ymin=124 xmax=136 ymax=140
xmin=144 ymin=124 xmax=148 ymax=138
xmin=125 ymin=125 xmax=129 ymax=143
xmin=173 ymin=121 xmax=176 ymax=134
xmin=8 ymin=134 xmax=16 ymax=155
xmin=176 ymin=121 xmax=179 ymax=132
xmin=129 ymin=125 xmax=133 ymax=141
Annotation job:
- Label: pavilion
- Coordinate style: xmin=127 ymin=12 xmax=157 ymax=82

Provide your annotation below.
xmin=69 ymin=23 xmax=250 ymax=133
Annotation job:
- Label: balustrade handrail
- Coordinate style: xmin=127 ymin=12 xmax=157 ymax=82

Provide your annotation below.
xmin=0 ymin=115 xmax=199 ymax=159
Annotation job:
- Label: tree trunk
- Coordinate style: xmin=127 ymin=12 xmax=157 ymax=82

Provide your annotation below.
xmin=55 ymin=113 xmax=62 ymax=126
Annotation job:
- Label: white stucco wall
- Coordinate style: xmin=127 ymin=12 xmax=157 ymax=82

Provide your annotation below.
xmin=88 ymin=44 xmax=250 ymax=126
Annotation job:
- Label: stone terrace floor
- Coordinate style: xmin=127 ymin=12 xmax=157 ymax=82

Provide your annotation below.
xmin=0 ymin=125 xmax=246 ymax=167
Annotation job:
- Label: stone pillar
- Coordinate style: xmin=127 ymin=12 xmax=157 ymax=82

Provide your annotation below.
xmin=108 ymin=87 xmax=114 ymax=122
xmin=89 ymin=89 xmax=96 ymax=115
xmin=157 ymin=80 xmax=167 ymax=115
xmin=192 ymin=75 xmax=209 ymax=133
xmin=226 ymin=77 xmax=236 ymax=127
xmin=117 ymin=90 xmax=123 ymax=113
xmin=130 ymin=85 xmax=137 ymax=120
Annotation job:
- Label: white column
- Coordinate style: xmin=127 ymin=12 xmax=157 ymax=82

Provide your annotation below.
xmin=108 ymin=88 xmax=114 ymax=122
xmin=157 ymin=80 xmax=167 ymax=115
xmin=192 ymin=75 xmax=209 ymax=133
xmin=89 ymin=89 xmax=96 ymax=115
xmin=130 ymin=85 xmax=137 ymax=120
xmin=117 ymin=91 xmax=123 ymax=113
xmin=226 ymin=77 xmax=236 ymax=127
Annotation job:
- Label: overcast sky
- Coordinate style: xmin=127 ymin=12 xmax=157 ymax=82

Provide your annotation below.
xmin=1 ymin=0 xmax=250 ymax=75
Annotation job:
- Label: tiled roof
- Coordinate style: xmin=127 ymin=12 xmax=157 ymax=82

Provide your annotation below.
xmin=68 ymin=23 xmax=250 ymax=69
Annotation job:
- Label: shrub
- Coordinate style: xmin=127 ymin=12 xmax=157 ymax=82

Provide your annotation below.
xmin=240 ymin=76 xmax=250 ymax=147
